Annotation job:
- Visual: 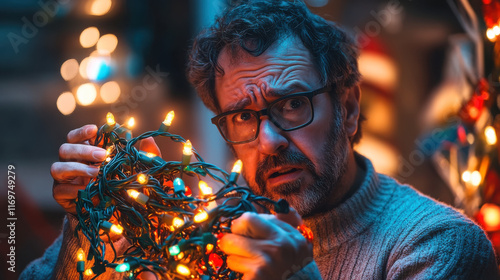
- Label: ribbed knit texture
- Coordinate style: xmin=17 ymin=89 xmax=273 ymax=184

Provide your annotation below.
xmin=20 ymin=215 xmax=130 ymax=280
xmin=20 ymin=155 xmax=500 ymax=280
xmin=304 ymin=155 xmax=499 ymax=280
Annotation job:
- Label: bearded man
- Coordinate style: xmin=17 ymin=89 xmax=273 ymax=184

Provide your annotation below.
xmin=21 ymin=1 xmax=499 ymax=279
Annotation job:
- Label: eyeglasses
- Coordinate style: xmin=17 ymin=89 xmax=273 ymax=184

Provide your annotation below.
xmin=211 ymin=86 xmax=330 ymax=144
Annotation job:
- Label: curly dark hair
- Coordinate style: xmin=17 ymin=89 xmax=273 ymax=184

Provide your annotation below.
xmin=187 ymin=0 xmax=364 ymax=144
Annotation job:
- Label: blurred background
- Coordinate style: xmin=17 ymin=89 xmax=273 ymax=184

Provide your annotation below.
xmin=1 ymin=0 xmax=499 ymax=278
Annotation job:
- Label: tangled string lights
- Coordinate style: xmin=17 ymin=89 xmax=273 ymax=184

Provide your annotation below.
xmin=74 ymin=112 xmax=291 ymax=280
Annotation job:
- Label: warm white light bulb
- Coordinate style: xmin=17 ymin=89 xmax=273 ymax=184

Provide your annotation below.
xmin=163 ymin=111 xmax=175 ymax=126
xmin=232 ymin=159 xmax=243 ymax=173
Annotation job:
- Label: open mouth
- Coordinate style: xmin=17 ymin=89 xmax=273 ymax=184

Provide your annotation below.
xmin=268 ymin=167 xmax=300 ymax=179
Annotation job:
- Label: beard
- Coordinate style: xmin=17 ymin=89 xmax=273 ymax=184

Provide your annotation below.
xmin=247 ymin=102 xmax=350 ymax=217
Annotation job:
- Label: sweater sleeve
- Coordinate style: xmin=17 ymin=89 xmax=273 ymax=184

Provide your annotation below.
xmin=387 ymin=219 xmax=499 ymax=280
xmin=20 ymin=215 xmax=130 ymax=280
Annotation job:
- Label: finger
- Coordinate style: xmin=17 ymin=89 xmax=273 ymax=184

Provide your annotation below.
xmin=231 ymin=212 xmax=280 ymax=239
xmin=67 ymin=124 xmax=98 ymax=144
xmin=219 ymin=233 xmax=268 ymax=258
xmin=59 ymin=143 xmax=106 ymax=162
xmin=53 ymin=183 xmax=86 ymax=214
xmin=275 ymin=207 xmax=302 ymax=228
xmin=51 ymin=162 xmax=99 ymax=182
xmin=226 ymin=255 xmax=259 ymax=276
xmin=139 ymin=137 xmax=162 ymax=157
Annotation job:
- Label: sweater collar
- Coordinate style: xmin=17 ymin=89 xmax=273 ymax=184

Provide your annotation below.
xmin=303 ymin=154 xmax=393 ymax=255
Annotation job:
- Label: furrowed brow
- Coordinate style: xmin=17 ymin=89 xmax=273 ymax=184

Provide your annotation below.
xmin=222 ymin=98 xmax=251 ymax=112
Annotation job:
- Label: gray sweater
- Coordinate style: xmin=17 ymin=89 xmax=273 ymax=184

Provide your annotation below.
xmin=20 ymin=156 xmax=500 ymax=279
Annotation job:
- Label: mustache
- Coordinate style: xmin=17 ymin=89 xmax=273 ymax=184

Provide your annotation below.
xmin=255 ymin=150 xmax=316 ymax=190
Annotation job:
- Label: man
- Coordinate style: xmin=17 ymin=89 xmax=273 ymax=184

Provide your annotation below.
xmin=21 ymin=0 xmax=499 ymax=279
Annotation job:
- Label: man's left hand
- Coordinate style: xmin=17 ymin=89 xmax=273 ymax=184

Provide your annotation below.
xmin=219 ymin=210 xmax=313 ymax=280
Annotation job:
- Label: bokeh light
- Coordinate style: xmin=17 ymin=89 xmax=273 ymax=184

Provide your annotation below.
xmin=79 ymin=57 xmax=91 ymax=79
xmin=89 ymin=0 xmax=112 ymax=16
xmin=76 ymin=83 xmax=98 ymax=106
xmin=100 ymin=81 xmax=121 ymax=103
xmin=86 ymin=56 xmax=113 ymax=82
xmin=97 ymin=34 xmax=118 ymax=55
xmin=60 ymin=59 xmax=79 ymax=81
xmin=80 ymin=27 xmax=100 ymax=48
xmin=56 ymin=92 xmax=76 ymax=115
xmin=485 ymin=126 xmax=497 ymax=145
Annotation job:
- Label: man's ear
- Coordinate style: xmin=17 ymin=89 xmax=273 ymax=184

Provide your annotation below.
xmin=342 ymin=85 xmax=361 ymax=138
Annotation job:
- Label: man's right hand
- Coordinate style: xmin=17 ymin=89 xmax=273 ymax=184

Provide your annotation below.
xmin=51 ymin=124 xmax=105 ymax=215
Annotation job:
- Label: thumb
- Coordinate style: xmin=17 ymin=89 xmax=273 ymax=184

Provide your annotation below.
xmin=139 ymin=137 xmax=162 ymax=157
xmin=275 ymin=207 xmax=302 ymax=228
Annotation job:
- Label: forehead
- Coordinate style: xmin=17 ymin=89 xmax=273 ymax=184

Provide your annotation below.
xmin=215 ymin=36 xmax=321 ymax=112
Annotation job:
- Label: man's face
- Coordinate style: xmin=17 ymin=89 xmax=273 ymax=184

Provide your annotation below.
xmin=214 ymin=36 xmax=351 ymax=216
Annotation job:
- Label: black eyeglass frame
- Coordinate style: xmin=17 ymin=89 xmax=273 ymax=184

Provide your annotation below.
xmin=211 ymin=86 xmax=331 ymax=144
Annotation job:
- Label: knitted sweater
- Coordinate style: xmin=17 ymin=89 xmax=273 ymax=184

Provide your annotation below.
xmin=20 ymin=156 xmax=499 ymax=279
xmin=302 ymin=155 xmax=499 ymax=279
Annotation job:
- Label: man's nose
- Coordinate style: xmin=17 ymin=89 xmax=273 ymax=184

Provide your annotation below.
xmin=257 ymin=119 xmax=289 ymax=155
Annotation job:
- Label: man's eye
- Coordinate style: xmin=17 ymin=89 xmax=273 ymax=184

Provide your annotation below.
xmin=234 ymin=112 xmax=253 ymax=122
xmin=283 ymin=98 xmax=304 ymax=110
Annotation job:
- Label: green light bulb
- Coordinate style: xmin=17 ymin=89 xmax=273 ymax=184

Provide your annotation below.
xmin=115 ymin=263 xmax=130 ymax=272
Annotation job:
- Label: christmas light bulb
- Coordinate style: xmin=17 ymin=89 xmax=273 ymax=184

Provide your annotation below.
xmin=487 ymin=28 xmax=496 ymax=41
xmin=172 ymin=217 xmax=185 ymax=228
xmin=115 ymin=263 xmax=130 ymax=272
xmin=181 ymin=140 xmax=192 ymax=165
xmin=229 ymin=159 xmax=243 ymax=183
xmin=84 ymin=268 xmax=94 ymax=276
xmin=76 ymin=248 xmax=85 ymax=261
xmin=206 ymin=244 xmax=214 ymax=253
xmin=127 ymin=117 xmax=135 ymax=129
xmin=485 ymin=126 xmax=497 ymax=145
xmin=232 ymin=159 xmax=242 ymax=173
xmin=106 ymin=146 xmax=114 ymax=156
xmin=173 ymin=178 xmax=186 ymax=193
xmin=137 ymin=174 xmax=148 ymax=185
xmin=111 ymin=224 xmax=124 ymax=235
xmin=194 ymin=210 xmax=208 ymax=223
xmin=127 ymin=190 xmax=140 ymax=199
xmin=198 ymin=181 xmax=212 ymax=196
xmin=76 ymin=248 xmax=85 ymax=272
xmin=127 ymin=189 xmax=149 ymax=205
xmin=176 ymin=264 xmax=190 ymax=276
xmin=106 ymin=112 xmax=116 ymax=126
xmin=169 ymin=245 xmax=181 ymax=256
xmin=183 ymin=140 xmax=193 ymax=156
xmin=101 ymin=221 xmax=124 ymax=235
xmin=146 ymin=152 xmax=156 ymax=158
xmin=159 ymin=111 xmax=175 ymax=132
xmin=164 ymin=111 xmax=175 ymax=126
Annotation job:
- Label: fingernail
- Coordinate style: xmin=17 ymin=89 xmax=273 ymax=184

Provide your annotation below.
xmin=93 ymin=150 xmax=106 ymax=161
xmin=87 ymin=166 xmax=99 ymax=177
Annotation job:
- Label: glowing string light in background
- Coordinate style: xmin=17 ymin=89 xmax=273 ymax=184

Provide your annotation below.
xmin=76 ymin=83 xmax=97 ymax=106
xmin=89 ymin=0 xmax=112 ymax=16
xmin=80 ymin=27 xmax=100 ymax=48
xmin=57 ymin=92 xmax=76 ymax=115
xmin=97 ymin=34 xmax=118 ymax=55
xmin=485 ymin=126 xmax=497 ymax=145
xmin=60 ymin=59 xmax=79 ymax=81
xmin=100 ymin=81 xmax=121 ymax=103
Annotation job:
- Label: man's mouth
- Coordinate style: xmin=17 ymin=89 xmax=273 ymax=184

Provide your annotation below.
xmin=265 ymin=166 xmax=304 ymax=188
xmin=268 ymin=167 xmax=300 ymax=179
